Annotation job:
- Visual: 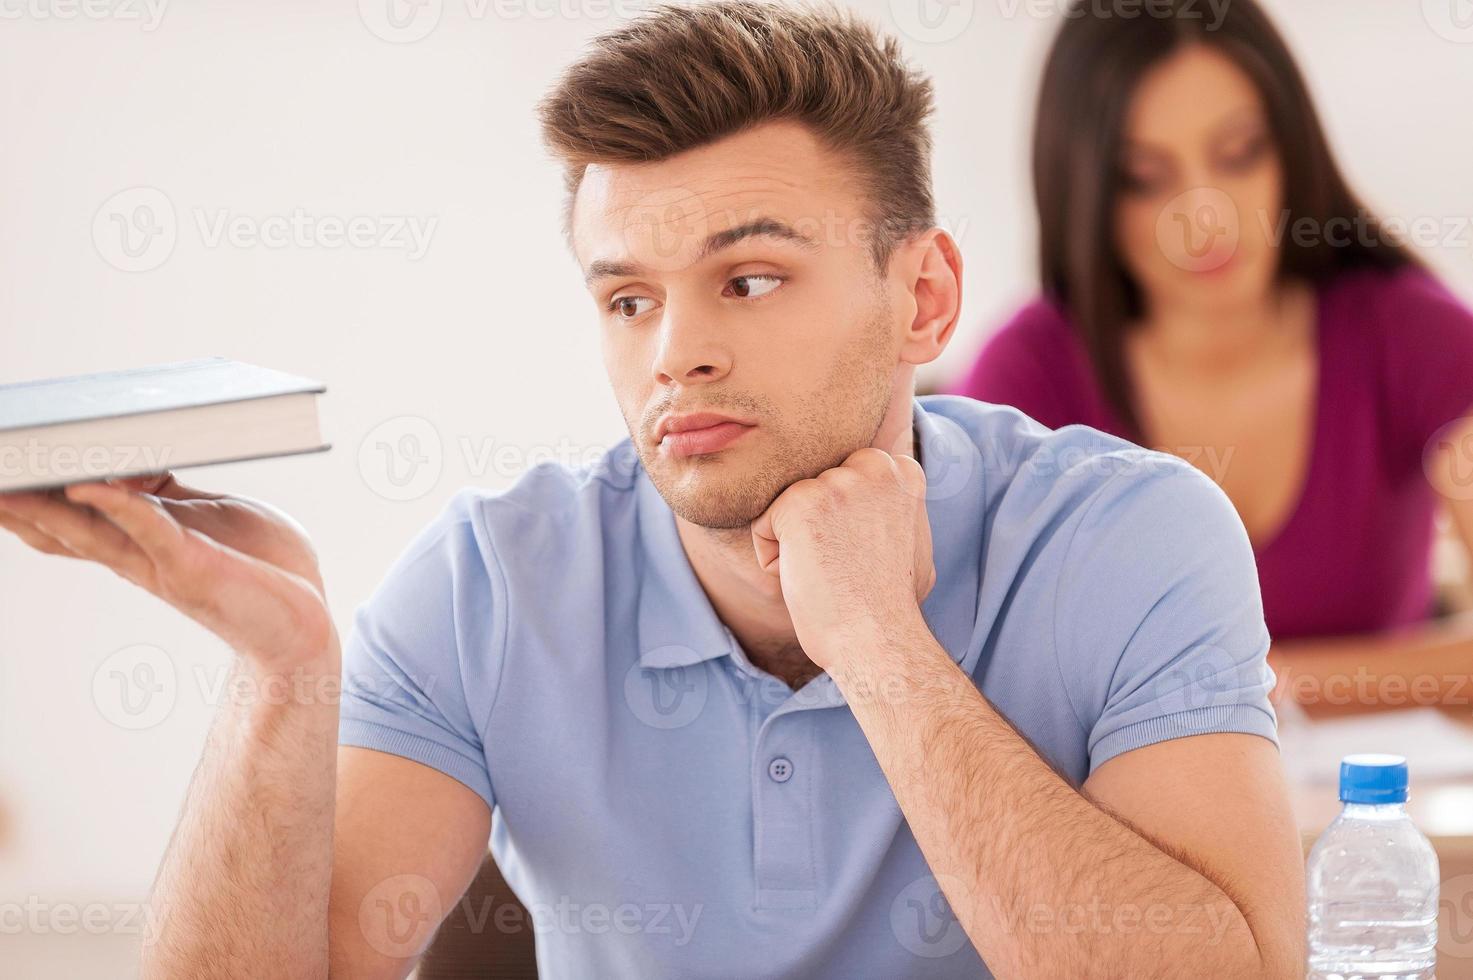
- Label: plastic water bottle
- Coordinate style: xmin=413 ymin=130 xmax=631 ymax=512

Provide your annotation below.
xmin=1306 ymin=754 xmax=1439 ymax=979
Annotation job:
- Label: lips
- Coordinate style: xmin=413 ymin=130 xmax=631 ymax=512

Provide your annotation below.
xmin=656 ymin=412 xmax=756 ymax=458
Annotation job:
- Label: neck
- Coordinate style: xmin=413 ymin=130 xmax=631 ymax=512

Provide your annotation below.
xmin=1137 ymin=279 xmax=1312 ymax=373
xmin=674 ymin=388 xmax=920 ymax=687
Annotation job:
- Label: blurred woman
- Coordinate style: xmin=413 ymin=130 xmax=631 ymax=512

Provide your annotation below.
xmin=949 ymin=0 xmax=1473 ymax=717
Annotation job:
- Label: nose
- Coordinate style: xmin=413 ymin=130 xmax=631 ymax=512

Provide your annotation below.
xmin=652 ymin=304 xmax=732 ymax=387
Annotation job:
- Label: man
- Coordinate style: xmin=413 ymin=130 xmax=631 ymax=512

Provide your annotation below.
xmin=0 ymin=2 xmax=1305 ymax=977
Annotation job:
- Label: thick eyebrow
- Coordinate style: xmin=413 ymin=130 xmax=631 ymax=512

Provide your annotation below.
xmin=583 ymin=216 xmax=820 ymax=288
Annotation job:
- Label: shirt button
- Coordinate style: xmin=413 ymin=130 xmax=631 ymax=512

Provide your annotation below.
xmin=768 ymin=757 xmax=793 ymax=783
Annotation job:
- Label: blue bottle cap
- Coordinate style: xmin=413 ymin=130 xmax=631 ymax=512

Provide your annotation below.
xmin=1339 ymin=753 xmax=1409 ymax=804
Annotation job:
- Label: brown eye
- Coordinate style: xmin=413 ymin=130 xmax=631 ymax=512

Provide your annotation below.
xmin=1120 ymin=171 xmax=1157 ymax=195
xmin=725 ymin=275 xmax=782 ymax=299
xmin=1117 ymin=159 xmax=1171 ymax=197
xmin=609 ymin=295 xmax=656 ymax=319
xmin=1219 ymin=135 xmax=1269 ymax=171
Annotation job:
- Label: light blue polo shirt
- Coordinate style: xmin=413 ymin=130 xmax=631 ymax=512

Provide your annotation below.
xmin=338 ymin=394 xmax=1278 ymax=978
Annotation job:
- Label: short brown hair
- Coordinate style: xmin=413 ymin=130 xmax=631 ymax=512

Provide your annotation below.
xmin=536 ymin=0 xmax=936 ymax=270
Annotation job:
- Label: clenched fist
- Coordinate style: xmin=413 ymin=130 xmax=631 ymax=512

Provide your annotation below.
xmin=750 ymin=447 xmax=935 ymax=672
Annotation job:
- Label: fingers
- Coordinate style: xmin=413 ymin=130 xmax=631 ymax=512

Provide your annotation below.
xmin=750 ymin=500 xmax=782 ymax=576
xmin=0 ymin=486 xmax=154 ymax=581
xmin=63 ymin=482 xmax=190 ymax=565
xmin=0 ymin=489 xmax=145 ymax=574
xmin=0 ymin=508 xmax=77 ymax=558
xmin=103 ymin=473 xmax=172 ymax=495
xmin=105 ymin=471 xmax=212 ymax=501
xmin=841 ymin=446 xmax=897 ymax=479
xmin=750 ymin=477 xmax=820 ymax=577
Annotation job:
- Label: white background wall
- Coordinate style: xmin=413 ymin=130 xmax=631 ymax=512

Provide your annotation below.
xmin=1 ymin=0 xmax=1470 ymax=917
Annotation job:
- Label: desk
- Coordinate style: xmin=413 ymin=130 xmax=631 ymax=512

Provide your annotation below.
xmin=1284 ymin=706 xmax=1473 ymax=978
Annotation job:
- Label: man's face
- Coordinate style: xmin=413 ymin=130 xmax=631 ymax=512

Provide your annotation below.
xmin=571 ymin=120 xmax=904 ymax=529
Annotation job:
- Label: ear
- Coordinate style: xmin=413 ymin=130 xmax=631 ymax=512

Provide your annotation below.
xmin=892 ymin=228 xmax=963 ymax=368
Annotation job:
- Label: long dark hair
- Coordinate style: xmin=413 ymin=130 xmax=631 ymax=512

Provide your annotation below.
xmin=1033 ymin=0 xmax=1412 ymax=436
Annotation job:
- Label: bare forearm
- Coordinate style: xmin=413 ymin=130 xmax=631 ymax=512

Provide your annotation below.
xmin=1270 ymin=611 xmax=1473 ymax=718
xmin=142 ymin=639 xmax=343 ymax=980
xmin=830 ymin=612 xmax=1272 ymax=978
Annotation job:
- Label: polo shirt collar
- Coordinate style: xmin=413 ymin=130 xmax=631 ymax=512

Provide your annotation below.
xmin=635 ymin=397 xmax=987 ymax=676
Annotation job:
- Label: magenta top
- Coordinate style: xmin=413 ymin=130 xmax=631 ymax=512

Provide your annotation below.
xmin=947 ymin=267 xmax=1473 ymax=642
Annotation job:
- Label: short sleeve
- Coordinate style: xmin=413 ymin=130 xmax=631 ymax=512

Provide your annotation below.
xmin=1052 ymin=456 xmax=1279 ymax=775
xmin=338 ymin=488 xmax=505 ymax=813
xmin=945 ymin=301 xmax=1078 ymax=430
xmin=1377 ymin=269 xmax=1473 ymax=471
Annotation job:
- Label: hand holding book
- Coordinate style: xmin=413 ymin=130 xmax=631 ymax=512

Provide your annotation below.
xmin=0 ymin=471 xmax=337 ymax=673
